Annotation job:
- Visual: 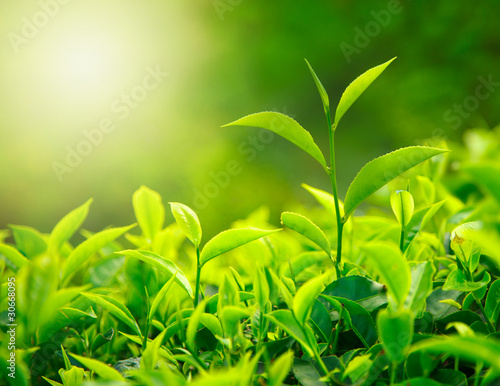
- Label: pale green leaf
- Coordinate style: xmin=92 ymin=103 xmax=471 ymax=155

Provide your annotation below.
xmin=223 ymin=112 xmax=327 ymax=169
xmin=281 ymin=212 xmax=331 ymax=257
xmin=390 ymin=190 xmax=414 ymax=227
xmin=200 ymin=227 xmax=281 ymax=266
xmin=62 ymin=224 xmax=135 ymax=282
xmin=9 ymin=225 xmax=47 ymax=258
xmin=48 ymin=199 xmax=92 ymax=255
xmin=0 ymin=243 xmax=29 ymax=271
xmin=148 ymin=273 xmax=177 ymax=322
xmin=411 ymin=336 xmax=500 ymax=373
xmin=377 ymin=308 xmax=414 ymax=363
xmin=344 ymin=146 xmax=448 ymax=220
xmin=265 ymin=309 xmax=316 ymax=357
xmin=133 ymin=186 xmax=165 ymax=242
xmin=119 ymin=250 xmax=193 ymax=298
xmin=334 ymin=57 xmax=395 ymax=126
xmin=360 ymin=242 xmax=410 ymax=308
xmin=293 ymin=273 xmax=327 ymax=325
xmin=69 ymin=353 xmax=125 ymax=381
xmin=81 ymin=292 xmax=141 ymax=337
xmin=305 ymin=59 xmax=329 ymax=114
xmin=169 ymin=202 xmax=202 ymax=247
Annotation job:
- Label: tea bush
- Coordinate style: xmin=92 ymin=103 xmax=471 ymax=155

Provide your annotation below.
xmin=1 ymin=59 xmax=500 ymax=385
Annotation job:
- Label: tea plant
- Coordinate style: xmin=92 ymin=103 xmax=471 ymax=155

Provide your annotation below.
xmin=1 ymin=60 xmax=500 ymax=386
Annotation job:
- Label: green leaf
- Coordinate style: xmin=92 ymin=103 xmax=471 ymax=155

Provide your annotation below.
xmin=119 ymin=250 xmax=193 ymax=298
xmin=343 ymin=146 xmax=448 ymax=220
xmin=411 ymin=335 xmax=500 ymax=373
xmin=292 ymin=358 xmax=328 ymax=386
xmin=133 ymin=185 xmax=165 ymax=242
xmin=342 ymin=354 xmax=373 ymax=383
xmin=403 ymin=200 xmax=446 ymax=251
xmin=200 ymin=227 xmax=281 ymax=266
xmin=266 ymin=309 xmax=316 ymax=357
xmin=220 ymin=306 xmax=250 ymax=338
xmin=268 ymin=351 xmax=294 ymax=386
xmin=81 ymin=292 xmax=141 ymax=337
xmin=0 ymin=243 xmax=29 ymax=271
xmin=62 ymin=224 xmax=135 ymax=282
xmin=321 ymin=295 xmax=378 ymax=347
xmin=305 ymin=59 xmax=329 ymax=114
xmin=450 ymin=221 xmax=481 ymax=273
xmin=48 ymin=199 xmax=92 ymax=255
xmin=200 ymin=313 xmax=223 ymax=337
xmin=254 ymin=266 xmax=270 ymax=310
xmin=141 ymin=329 xmax=167 ymax=370
xmin=334 ymin=57 xmax=395 ymax=126
xmin=169 ymin=202 xmax=202 ymax=247
xmin=69 ymin=353 xmax=125 ymax=381
xmin=485 ymin=279 xmax=500 ymax=325
xmin=223 ymin=112 xmax=327 ymax=170
xmin=443 ymin=269 xmax=490 ymax=292
xmin=186 ymin=299 xmax=208 ymax=353
xmin=281 ymin=212 xmax=331 ymax=257
xmin=406 ymin=262 xmax=436 ymax=314
xmin=59 ymin=366 xmax=86 ymax=386
xmin=390 ymin=190 xmax=414 ymax=227
xmin=302 ymin=183 xmax=337 ymax=216
xmin=360 ymin=242 xmax=410 ymax=308
xmin=293 ymin=273 xmax=327 ymax=325
xmin=377 ymin=308 xmax=414 ymax=363
xmin=9 ymin=225 xmax=47 ymax=258
xmin=148 ymin=273 xmax=177 ymax=322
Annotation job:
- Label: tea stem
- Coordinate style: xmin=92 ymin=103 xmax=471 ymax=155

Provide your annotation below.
xmin=326 ymin=112 xmax=343 ymax=268
xmin=194 ymin=247 xmax=202 ymax=307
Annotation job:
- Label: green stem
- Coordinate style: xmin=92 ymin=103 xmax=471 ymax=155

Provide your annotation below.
xmin=390 ymin=362 xmax=397 ymax=385
xmin=472 ymin=292 xmax=495 ymax=333
xmin=326 ymin=112 xmax=343 ymax=269
xmin=399 ymin=227 xmax=405 ymax=252
xmin=194 ymin=247 xmax=202 ymax=308
xmin=330 ymin=306 xmax=343 ymax=355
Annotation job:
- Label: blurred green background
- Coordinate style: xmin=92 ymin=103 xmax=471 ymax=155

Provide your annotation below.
xmin=0 ymin=0 xmax=499 ymax=237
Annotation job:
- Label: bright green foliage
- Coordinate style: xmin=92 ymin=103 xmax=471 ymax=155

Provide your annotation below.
xmin=334 ymin=57 xmax=396 ymax=126
xmin=343 ymin=146 xmax=448 ymax=220
xmin=305 ymin=59 xmax=329 ymax=115
xmin=281 ymin=212 xmax=331 ymax=257
xmin=360 ymin=242 xmax=411 ymax=309
xmin=133 ymin=186 xmax=165 ymax=242
xmin=119 ymin=249 xmax=193 ymax=297
xmin=170 ymin=202 xmax=202 ymax=248
xmin=378 ymin=308 xmax=414 ymax=363
xmin=292 ymin=273 xmax=327 ymax=325
xmin=81 ymin=292 xmax=142 ymax=337
xmin=223 ymin=112 xmax=327 ymax=170
xmin=48 ymin=198 xmax=92 ymax=255
xmin=391 ymin=190 xmax=414 ymax=227
xmin=200 ymin=227 xmax=281 ymax=266
xmin=3 ymin=58 xmax=500 ymax=386
xmin=62 ymin=224 xmax=135 ymax=282
xmin=69 ymin=353 xmax=125 ymax=381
